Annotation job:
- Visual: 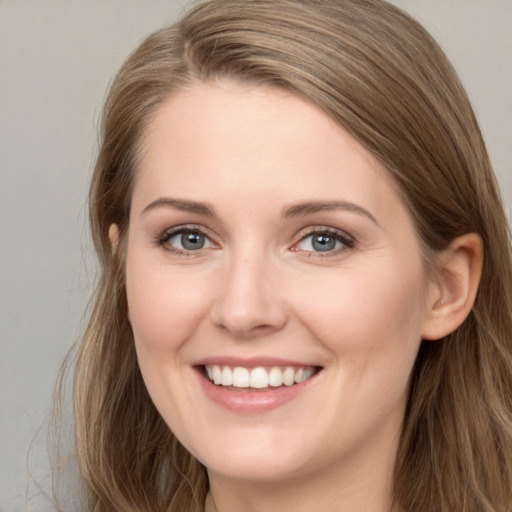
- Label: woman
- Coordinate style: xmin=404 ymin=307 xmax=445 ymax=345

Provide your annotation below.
xmin=67 ymin=0 xmax=512 ymax=511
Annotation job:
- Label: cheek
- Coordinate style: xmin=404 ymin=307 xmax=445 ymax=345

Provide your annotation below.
xmin=126 ymin=258 xmax=214 ymax=355
xmin=295 ymin=264 xmax=427 ymax=432
xmin=125 ymin=256 xmax=214 ymax=433
xmin=295 ymin=260 xmax=427 ymax=368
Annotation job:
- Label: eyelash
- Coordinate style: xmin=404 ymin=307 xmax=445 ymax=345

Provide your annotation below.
xmin=293 ymin=227 xmax=355 ymax=257
xmin=156 ymin=225 xmax=355 ymax=257
xmin=156 ymin=225 xmax=216 ymax=256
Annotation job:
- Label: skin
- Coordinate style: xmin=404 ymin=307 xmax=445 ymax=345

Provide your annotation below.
xmin=118 ymin=81 xmax=482 ymax=512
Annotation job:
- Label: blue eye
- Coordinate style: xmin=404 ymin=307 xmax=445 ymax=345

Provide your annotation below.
xmin=162 ymin=229 xmax=213 ymax=251
xmin=296 ymin=231 xmax=353 ymax=253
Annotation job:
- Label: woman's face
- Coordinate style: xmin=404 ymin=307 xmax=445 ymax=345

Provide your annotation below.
xmin=124 ymin=81 xmax=435 ymax=485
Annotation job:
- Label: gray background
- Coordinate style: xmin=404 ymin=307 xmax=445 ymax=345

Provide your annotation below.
xmin=1 ymin=1 xmax=511 ymax=511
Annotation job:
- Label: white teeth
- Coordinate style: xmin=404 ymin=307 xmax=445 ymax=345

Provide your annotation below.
xmin=249 ymin=367 xmax=268 ymax=388
xmin=232 ymin=367 xmax=250 ymax=388
xmin=294 ymin=367 xmax=315 ymax=383
xmin=221 ymin=366 xmax=233 ymax=386
xmin=268 ymin=367 xmax=283 ymax=387
xmin=205 ymin=364 xmax=316 ymax=389
xmin=283 ymin=367 xmax=295 ymax=386
xmin=212 ymin=365 xmax=222 ymax=385
xmin=301 ymin=367 xmax=315 ymax=382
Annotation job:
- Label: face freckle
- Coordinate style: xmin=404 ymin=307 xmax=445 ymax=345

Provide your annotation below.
xmin=124 ymin=80 xmax=433 ymax=490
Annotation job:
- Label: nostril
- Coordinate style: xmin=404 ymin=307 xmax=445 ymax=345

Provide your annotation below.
xmin=209 ymin=265 xmax=288 ymax=337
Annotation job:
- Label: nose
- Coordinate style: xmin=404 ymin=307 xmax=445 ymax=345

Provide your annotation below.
xmin=210 ymin=253 xmax=288 ymax=339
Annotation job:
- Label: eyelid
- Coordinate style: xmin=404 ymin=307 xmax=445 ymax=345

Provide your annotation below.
xmin=154 ymin=223 xmax=354 ymax=257
xmin=291 ymin=226 xmax=355 ymax=254
xmin=156 ymin=224 xmax=218 ymax=253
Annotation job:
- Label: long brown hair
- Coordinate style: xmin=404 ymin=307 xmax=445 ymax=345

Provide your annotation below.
xmin=67 ymin=1 xmax=512 ymax=510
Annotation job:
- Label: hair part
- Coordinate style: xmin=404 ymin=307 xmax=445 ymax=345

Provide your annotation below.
xmin=67 ymin=1 xmax=512 ymax=511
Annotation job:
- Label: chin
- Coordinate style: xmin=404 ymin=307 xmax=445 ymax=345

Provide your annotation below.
xmin=203 ymin=451 xmax=309 ymax=483
xmin=182 ymin=423 xmax=328 ymax=485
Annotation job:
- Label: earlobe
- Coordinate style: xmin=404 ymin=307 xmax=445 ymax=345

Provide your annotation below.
xmin=421 ymin=233 xmax=483 ymax=341
xmin=108 ymin=223 xmax=120 ymax=252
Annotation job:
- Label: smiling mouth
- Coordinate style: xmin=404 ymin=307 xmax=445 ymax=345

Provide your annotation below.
xmin=203 ymin=365 xmax=320 ymax=390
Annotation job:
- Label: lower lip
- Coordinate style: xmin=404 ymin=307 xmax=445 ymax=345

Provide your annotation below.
xmin=196 ymin=368 xmax=319 ymax=414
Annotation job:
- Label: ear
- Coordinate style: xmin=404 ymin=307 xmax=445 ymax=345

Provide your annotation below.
xmin=108 ymin=223 xmax=120 ymax=252
xmin=108 ymin=223 xmax=131 ymax=322
xmin=421 ymin=233 xmax=483 ymax=341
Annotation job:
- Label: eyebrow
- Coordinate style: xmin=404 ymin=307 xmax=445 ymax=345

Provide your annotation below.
xmin=142 ymin=197 xmax=378 ymax=226
xmin=142 ymin=197 xmax=217 ymax=217
xmin=282 ymin=200 xmax=379 ymax=226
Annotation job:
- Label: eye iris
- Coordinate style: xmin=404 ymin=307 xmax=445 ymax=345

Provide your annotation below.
xmin=312 ymin=233 xmax=336 ymax=252
xmin=181 ymin=231 xmax=205 ymax=250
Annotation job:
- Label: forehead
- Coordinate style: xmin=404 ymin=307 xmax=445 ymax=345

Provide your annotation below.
xmin=132 ymin=81 xmax=406 ymax=226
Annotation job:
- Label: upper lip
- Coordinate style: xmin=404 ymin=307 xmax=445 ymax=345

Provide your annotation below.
xmin=194 ymin=356 xmax=320 ymax=369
